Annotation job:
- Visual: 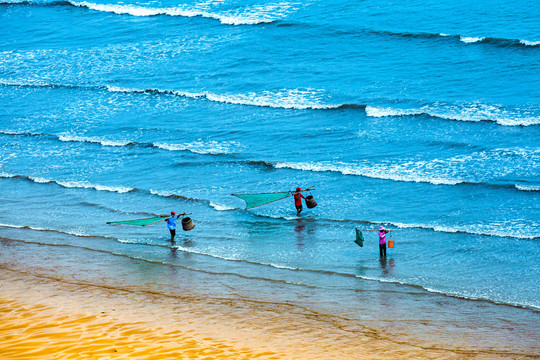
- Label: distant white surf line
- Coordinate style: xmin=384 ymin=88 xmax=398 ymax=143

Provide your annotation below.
xmin=67 ymin=0 xmax=293 ymax=25
xmin=271 ymin=159 xmax=538 ymax=193
xmin=365 ymin=104 xmax=540 ymax=127
xmin=0 ymin=222 xmax=114 ymax=239
xmin=0 ymin=172 xmax=213 ymax=206
xmin=386 ymin=221 xmax=539 ymax=240
xmin=0 ymin=130 xmax=240 ymax=156
xmin=58 ymin=133 xmax=241 ymax=155
xmin=274 ymin=161 xmax=466 ymax=186
xmin=0 ymin=172 xmax=135 ymax=193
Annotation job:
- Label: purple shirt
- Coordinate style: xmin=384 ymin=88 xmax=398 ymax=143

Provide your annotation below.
xmin=378 ymin=231 xmax=387 ymax=245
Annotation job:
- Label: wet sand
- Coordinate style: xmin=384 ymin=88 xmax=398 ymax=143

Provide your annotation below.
xmin=1 ymin=266 xmax=535 ymax=360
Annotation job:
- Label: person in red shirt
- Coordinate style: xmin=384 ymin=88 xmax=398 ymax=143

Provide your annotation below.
xmin=294 ymin=187 xmax=306 ymax=216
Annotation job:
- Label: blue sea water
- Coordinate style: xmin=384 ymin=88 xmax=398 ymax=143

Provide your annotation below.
xmin=1 ymin=0 xmax=539 ymax=351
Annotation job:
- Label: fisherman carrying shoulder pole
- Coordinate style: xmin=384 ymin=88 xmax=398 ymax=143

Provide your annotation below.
xmin=166 ymin=211 xmax=182 ymax=242
xmin=293 ymin=187 xmax=306 ymax=216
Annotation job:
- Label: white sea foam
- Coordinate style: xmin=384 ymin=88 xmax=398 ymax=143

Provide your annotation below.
xmin=154 ymin=140 xmax=239 ymax=155
xmin=209 ymin=201 xmax=237 ymax=211
xmin=19 ymin=174 xmax=134 ymax=193
xmin=58 ymin=134 xmax=131 ymax=147
xmin=0 ymin=129 xmax=40 ymax=136
xmin=204 ymin=88 xmax=337 ymax=109
xmin=29 ymin=176 xmax=53 ymax=184
xmin=460 ymin=36 xmax=485 ymax=43
xmin=149 ymin=189 xmax=177 ymax=197
xmin=107 ymin=85 xmax=338 ymax=110
xmin=387 ymin=221 xmax=539 ymax=240
xmin=365 ymin=105 xmax=423 ymax=118
xmin=519 ymin=39 xmax=540 ymax=46
xmin=0 ymin=222 xmax=94 ymax=238
xmin=0 ymin=172 xmax=17 ymax=178
xmin=274 ymin=146 xmax=540 ymax=188
xmin=54 ymin=180 xmax=133 ymax=193
xmin=365 ymin=102 xmax=540 ymax=126
xmin=515 ymin=184 xmax=540 ymax=192
xmin=68 ymin=1 xmax=295 ymax=25
xmin=274 ymin=161 xmax=464 ymax=186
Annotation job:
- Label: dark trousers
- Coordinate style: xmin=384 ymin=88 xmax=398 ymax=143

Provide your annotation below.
xmin=379 ymin=243 xmax=387 ymax=257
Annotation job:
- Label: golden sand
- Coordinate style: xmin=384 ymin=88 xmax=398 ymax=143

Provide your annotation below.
xmin=0 ymin=268 xmax=534 ymax=360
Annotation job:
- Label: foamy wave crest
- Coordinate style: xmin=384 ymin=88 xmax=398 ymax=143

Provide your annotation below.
xmin=0 ymin=129 xmax=43 ymax=136
xmin=0 ymin=222 xmax=106 ymax=239
xmin=519 ymin=40 xmax=540 ymax=47
xmin=515 ymin=184 xmax=540 ymax=192
xmin=460 ymin=36 xmax=485 ymax=43
xmin=68 ymin=1 xmax=295 ymax=25
xmin=273 ymin=147 xmax=539 ymax=189
xmin=107 ymin=85 xmax=338 ymax=110
xmin=365 ymin=102 xmax=540 ymax=126
xmin=209 ymin=201 xmax=238 ymax=211
xmin=0 ymin=173 xmax=136 ymax=193
xmin=154 ymin=140 xmax=240 ymax=155
xmin=58 ymin=134 xmax=132 ymax=147
xmin=365 ymin=106 xmax=423 ymax=118
xmin=274 ymin=161 xmax=464 ymax=186
xmin=0 ymin=172 xmax=17 ymax=178
xmin=388 ymin=221 xmax=539 ymax=240
xmin=53 ymin=179 xmax=134 ymax=193
xmin=34 ymin=130 xmax=238 ymax=155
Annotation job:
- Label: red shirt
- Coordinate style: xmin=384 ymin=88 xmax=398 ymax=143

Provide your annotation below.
xmin=294 ymin=192 xmax=305 ymax=206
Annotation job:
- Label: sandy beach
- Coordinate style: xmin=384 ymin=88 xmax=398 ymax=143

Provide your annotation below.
xmin=0 ymin=263 xmax=536 ymax=360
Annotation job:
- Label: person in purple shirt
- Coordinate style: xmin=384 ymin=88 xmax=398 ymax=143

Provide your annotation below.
xmin=166 ymin=211 xmax=181 ymax=242
xmin=378 ymin=225 xmax=391 ymax=257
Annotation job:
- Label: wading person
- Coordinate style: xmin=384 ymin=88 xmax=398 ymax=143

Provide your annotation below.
xmin=294 ymin=187 xmax=306 ymax=216
xmin=166 ymin=211 xmax=181 ymax=242
xmin=378 ymin=225 xmax=391 ymax=257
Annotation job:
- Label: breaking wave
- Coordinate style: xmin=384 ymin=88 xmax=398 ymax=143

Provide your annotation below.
xmin=0 ymin=172 xmax=212 ymax=205
xmin=2 ymin=80 xmax=538 ymax=126
xmin=0 ymin=130 xmax=240 ymax=156
xmin=107 ymin=85 xmax=340 ymax=110
xmin=0 ymin=222 xmax=116 ymax=240
xmin=0 ymin=0 xmax=297 ymax=25
xmin=365 ymin=104 xmax=540 ymax=127
xmin=259 ymin=149 xmax=540 ymax=191
xmin=346 ymin=28 xmax=540 ymax=48
xmin=515 ymin=184 xmax=540 ymax=192
xmin=460 ymin=36 xmax=485 ymax=44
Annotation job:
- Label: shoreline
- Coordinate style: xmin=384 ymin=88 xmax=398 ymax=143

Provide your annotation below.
xmin=1 ymin=266 xmax=537 ymax=359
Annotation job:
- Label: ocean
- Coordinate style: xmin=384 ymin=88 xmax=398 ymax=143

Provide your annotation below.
xmin=1 ymin=0 xmax=539 ymax=353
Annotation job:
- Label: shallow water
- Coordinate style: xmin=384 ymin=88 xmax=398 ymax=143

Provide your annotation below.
xmin=1 ymin=0 xmax=539 ymax=354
